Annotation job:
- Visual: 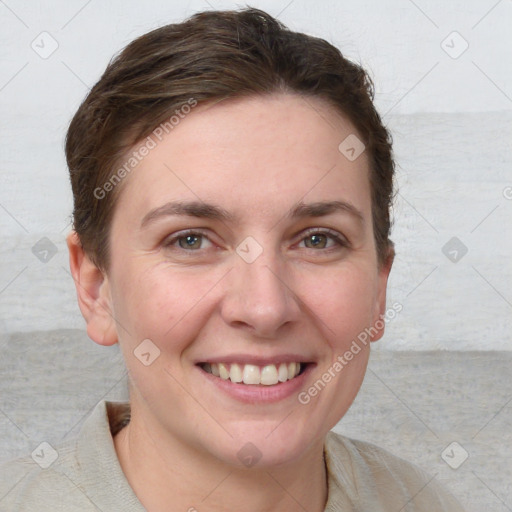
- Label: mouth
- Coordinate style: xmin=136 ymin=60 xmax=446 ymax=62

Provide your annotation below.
xmin=197 ymin=361 xmax=310 ymax=386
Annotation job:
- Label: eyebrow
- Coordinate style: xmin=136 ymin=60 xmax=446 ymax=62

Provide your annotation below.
xmin=140 ymin=199 xmax=365 ymax=229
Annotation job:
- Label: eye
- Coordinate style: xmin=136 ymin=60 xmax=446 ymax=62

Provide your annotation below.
xmin=163 ymin=230 xmax=213 ymax=251
xmin=162 ymin=228 xmax=348 ymax=254
xmin=298 ymin=228 xmax=348 ymax=250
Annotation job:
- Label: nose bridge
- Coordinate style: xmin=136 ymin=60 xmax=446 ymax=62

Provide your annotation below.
xmin=221 ymin=241 xmax=300 ymax=335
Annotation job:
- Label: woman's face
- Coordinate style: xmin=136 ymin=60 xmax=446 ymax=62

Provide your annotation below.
xmin=88 ymin=93 xmax=392 ymax=467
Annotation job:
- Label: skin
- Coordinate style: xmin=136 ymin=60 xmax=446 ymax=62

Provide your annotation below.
xmin=67 ymin=93 xmax=394 ymax=512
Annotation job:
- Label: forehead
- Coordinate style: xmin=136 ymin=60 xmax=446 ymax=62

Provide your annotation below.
xmin=113 ymin=93 xmax=371 ymax=224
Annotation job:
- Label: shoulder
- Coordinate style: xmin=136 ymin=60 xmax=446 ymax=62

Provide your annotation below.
xmin=0 ymin=439 xmax=97 ymax=511
xmin=324 ymin=431 xmax=466 ymax=511
xmin=0 ymin=400 xmax=140 ymax=512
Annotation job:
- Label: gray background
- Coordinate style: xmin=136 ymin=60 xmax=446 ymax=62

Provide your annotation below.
xmin=1 ymin=0 xmax=511 ymax=510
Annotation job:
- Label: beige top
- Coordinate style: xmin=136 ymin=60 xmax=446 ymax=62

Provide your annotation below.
xmin=0 ymin=400 xmax=465 ymax=511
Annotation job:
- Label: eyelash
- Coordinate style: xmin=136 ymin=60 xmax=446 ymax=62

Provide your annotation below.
xmin=162 ymin=228 xmax=349 ymax=253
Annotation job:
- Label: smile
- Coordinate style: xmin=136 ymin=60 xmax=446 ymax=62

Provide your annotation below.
xmin=199 ymin=362 xmax=305 ymax=385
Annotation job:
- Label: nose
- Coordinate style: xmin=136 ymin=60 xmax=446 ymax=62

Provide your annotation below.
xmin=220 ymin=247 xmax=302 ymax=339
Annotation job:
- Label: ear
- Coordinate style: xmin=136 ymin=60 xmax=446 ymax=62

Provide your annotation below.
xmin=66 ymin=230 xmax=118 ymax=346
xmin=370 ymin=244 xmax=395 ymax=342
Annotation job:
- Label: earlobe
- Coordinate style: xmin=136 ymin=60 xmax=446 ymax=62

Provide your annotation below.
xmin=66 ymin=230 xmax=118 ymax=346
xmin=370 ymin=245 xmax=395 ymax=343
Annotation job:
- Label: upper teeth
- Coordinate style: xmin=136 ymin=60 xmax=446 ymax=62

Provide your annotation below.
xmin=203 ymin=362 xmax=302 ymax=385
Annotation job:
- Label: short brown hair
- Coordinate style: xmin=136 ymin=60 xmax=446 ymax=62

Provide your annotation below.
xmin=66 ymin=6 xmax=394 ymax=271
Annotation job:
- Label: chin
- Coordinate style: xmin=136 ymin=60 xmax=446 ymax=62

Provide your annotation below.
xmin=215 ymin=422 xmax=322 ymax=469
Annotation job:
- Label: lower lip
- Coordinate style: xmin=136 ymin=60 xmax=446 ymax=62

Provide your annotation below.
xmin=196 ymin=364 xmax=315 ymax=404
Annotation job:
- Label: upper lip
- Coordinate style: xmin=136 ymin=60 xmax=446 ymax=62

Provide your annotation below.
xmin=196 ymin=354 xmax=314 ymax=366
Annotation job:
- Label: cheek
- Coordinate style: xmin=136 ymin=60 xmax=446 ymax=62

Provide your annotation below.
xmin=112 ymin=262 xmax=222 ymax=347
xmin=296 ymin=264 xmax=377 ymax=349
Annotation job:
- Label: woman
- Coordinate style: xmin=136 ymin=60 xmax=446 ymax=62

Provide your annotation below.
xmin=0 ymin=7 xmax=465 ymax=511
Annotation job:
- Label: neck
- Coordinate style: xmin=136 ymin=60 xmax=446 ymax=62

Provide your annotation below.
xmin=113 ymin=403 xmax=328 ymax=512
